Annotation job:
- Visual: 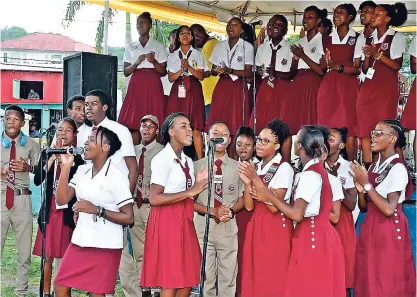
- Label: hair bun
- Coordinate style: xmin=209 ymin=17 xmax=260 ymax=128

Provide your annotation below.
xmin=322 ymin=8 xmax=328 ymax=18
xmin=340 ymin=127 xmax=348 ymax=135
xmin=142 ymin=12 xmax=151 ymax=17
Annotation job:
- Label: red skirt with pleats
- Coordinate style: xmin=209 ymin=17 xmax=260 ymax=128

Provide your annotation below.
xmin=236 ymin=209 xmax=253 ymax=295
xmin=401 ymin=79 xmax=416 ymax=130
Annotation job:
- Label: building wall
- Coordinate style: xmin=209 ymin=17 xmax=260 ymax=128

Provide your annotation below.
xmin=1 ymin=49 xmax=75 ymax=65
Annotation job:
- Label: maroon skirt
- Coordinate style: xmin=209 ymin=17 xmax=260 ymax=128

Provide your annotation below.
xmin=236 ymin=209 xmax=253 ymax=295
xmin=166 ymin=78 xmax=205 ymax=131
xmin=317 ymin=72 xmax=359 ymax=136
xmin=206 ymin=75 xmax=251 ymax=135
xmin=401 ymin=79 xmax=416 ymax=130
xmin=118 ymin=68 xmax=166 ymax=130
xmin=141 ymin=198 xmax=201 ymax=289
xmin=280 ymin=70 xmax=321 ymax=135
xmin=33 ymin=205 xmax=72 ymax=258
xmin=249 ymin=78 xmax=291 ymax=132
xmin=54 ymin=243 xmax=122 ymax=294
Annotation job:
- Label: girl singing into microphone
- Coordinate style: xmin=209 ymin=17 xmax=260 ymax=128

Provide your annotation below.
xmin=53 ymin=127 xmax=134 ymax=297
xmin=166 ymin=25 xmax=206 ymax=159
xmin=32 ymin=118 xmax=84 ymax=297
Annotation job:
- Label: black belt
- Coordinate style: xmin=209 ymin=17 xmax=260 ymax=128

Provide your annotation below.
xmin=15 ymin=188 xmax=32 ymax=196
xmin=142 ymin=198 xmax=150 ymax=204
xmin=197 ymin=212 xmax=215 ymax=219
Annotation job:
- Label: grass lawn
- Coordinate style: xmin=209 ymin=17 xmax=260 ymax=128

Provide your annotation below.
xmin=1 ymin=218 xmax=124 ymax=297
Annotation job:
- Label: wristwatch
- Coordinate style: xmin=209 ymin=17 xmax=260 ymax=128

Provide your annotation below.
xmin=364 ymin=183 xmax=373 ymax=192
xmin=229 ymin=208 xmax=236 ymax=219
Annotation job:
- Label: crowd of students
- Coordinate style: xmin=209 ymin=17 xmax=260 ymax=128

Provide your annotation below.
xmin=1 ymin=1 xmax=416 ymax=297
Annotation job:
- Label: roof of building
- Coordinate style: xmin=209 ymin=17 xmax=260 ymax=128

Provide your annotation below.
xmin=0 ymin=33 xmax=95 ymax=53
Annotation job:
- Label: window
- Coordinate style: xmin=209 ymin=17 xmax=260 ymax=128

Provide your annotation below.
xmin=13 ymin=80 xmax=44 ymax=100
xmin=3 ymin=52 xmax=7 ymax=63
xmin=51 ymin=54 xmax=62 ymax=64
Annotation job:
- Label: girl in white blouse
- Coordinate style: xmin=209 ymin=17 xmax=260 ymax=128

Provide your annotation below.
xmin=166 ymin=25 xmax=206 ymax=159
xmin=54 ymin=127 xmax=134 ymax=297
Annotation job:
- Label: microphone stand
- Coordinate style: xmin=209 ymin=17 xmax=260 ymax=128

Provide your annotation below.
xmin=199 ymin=140 xmax=216 ymax=297
xmin=249 ymin=23 xmax=258 ymax=134
xmin=242 ymin=40 xmax=246 ymax=128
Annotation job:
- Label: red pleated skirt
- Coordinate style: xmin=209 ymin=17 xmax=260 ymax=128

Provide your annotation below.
xmin=205 ymin=75 xmax=251 ymax=135
xmin=355 ymin=203 xmax=416 ymax=297
xmin=333 ymin=205 xmax=356 ymax=288
xmin=241 ymin=201 xmax=292 ymax=297
xmin=317 ymin=72 xmax=359 ymax=136
xmin=118 ymin=68 xmax=166 ymax=130
xmin=54 ymin=243 xmax=122 ymax=294
xmin=141 ymin=198 xmax=201 ymax=289
xmin=236 ymin=209 xmax=253 ymax=295
xmin=33 ymin=204 xmax=72 ymax=258
xmin=279 ymin=70 xmax=321 ymax=135
xmin=284 ymin=217 xmax=345 ymax=297
xmin=166 ymin=78 xmax=205 ymax=131
xmin=249 ymin=78 xmax=291 ymax=131
xmin=401 ymin=79 xmax=416 ymax=130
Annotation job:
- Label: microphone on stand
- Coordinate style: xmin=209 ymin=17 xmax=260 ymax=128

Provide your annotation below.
xmin=210 ymin=137 xmax=227 ymax=145
xmin=248 ymin=20 xmax=263 ymax=26
xmin=46 ymin=147 xmax=84 ymax=155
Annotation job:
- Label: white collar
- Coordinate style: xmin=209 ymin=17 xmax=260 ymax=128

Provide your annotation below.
xmin=165 ymin=142 xmax=187 ymax=165
xmin=267 ymin=38 xmax=286 ymax=50
xmin=373 ymin=28 xmax=395 ymax=44
xmin=178 ymin=46 xmax=195 ymax=57
xmin=77 ymin=123 xmax=86 ymax=132
xmin=302 ymin=158 xmax=320 ymax=172
xmin=303 ymin=32 xmax=322 ymax=44
xmin=330 ymin=28 xmax=357 ymax=44
xmin=94 ymin=117 xmax=110 ymax=128
xmin=227 ymin=38 xmax=244 ymax=51
xmin=135 ymin=37 xmax=154 ymax=48
xmin=138 ymin=139 xmax=157 ymax=152
xmin=258 ymin=153 xmax=283 ymax=173
xmin=373 ymin=153 xmax=399 ymax=173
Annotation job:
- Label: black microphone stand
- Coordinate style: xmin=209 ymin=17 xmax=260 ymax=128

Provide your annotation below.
xmin=199 ymin=140 xmax=216 ymax=297
xmin=249 ymin=23 xmax=258 ymax=134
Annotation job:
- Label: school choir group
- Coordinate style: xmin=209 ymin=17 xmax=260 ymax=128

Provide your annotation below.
xmin=1 ymin=1 xmax=416 ymax=297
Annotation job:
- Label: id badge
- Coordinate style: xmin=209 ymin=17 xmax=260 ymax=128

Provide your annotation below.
xmin=56 ymin=202 xmax=68 ymax=209
xmin=213 ymin=175 xmax=222 ymax=184
xmin=178 ymin=84 xmax=186 ymax=98
xmin=229 ymin=74 xmax=238 ymax=81
xmin=366 ymin=67 xmax=375 ymax=80
xmin=267 ymin=76 xmax=275 ymax=88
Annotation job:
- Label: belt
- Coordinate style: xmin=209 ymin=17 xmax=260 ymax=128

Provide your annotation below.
xmin=198 ymin=212 xmax=215 ymax=219
xmin=142 ymin=198 xmax=150 ymax=204
xmin=15 ymin=188 xmax=32 ymax=196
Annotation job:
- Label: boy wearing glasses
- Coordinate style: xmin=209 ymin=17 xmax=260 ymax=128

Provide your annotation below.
xmin=193 ymin=121 xmax=245 ymax=297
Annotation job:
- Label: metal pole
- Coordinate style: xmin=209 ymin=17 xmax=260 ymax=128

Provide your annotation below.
xmin=103 ymin=0 xmax=109 ymax=54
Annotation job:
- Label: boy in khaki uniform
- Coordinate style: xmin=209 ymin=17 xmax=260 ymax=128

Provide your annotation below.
xmin=130 ymin=115 xmax=163 ymax=297
xmin=194 ymin=121 xmax=244 ymax=297
xmin=1 ymin=105 xmax=40 ymax=297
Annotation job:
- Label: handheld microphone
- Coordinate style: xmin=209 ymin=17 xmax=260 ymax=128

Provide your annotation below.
xmin=248 ymin=20 xmax=263 ymax=26
xmin=46 ymin=147 xmax=84 ymax=155
xmin=210 ymin=138 xmax=227 ymax=145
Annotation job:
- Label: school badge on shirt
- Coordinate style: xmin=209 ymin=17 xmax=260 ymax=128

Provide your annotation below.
xmin=281 ymin=58 xmax=288 ymax=65
xmin=348 ymin=37 xmax=356 ymax=46
xmin=228 ymin=184 xmax=236 ymax=193
xmin=340 ymin=176 xmax=346 ymax=185
xmin=311 ymin=47 xmax=316 ymax=53
xmin=237 ymin=56 xmax=243 ymax=62
xmin=380 ymin=43 xmax=389 ymax=51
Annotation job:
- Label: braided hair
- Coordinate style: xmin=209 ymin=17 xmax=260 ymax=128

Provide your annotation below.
xmin=96 ymin=126 xmax=122 ymax=157
xmin=161 ymin=112 xmax=188 ymax=146
xmin=298 ymin=125 xmax=328 ymax=159
xmin=380 ymin=119 xmax=406 ymax=148
xmin=266 ymin=118 xmax=290 ymax=153
xmin=332 ymin=127 xmax=349 ymax=160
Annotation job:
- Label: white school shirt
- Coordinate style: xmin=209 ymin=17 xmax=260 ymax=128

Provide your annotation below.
xmin=161 ymin=47 xmax=174 ymax=96
xmin=69 ymin=159 xmax=133 ymax=249
xmin=82 ymin=117 xmax=135 ymax=175
xmin=371 ymin=154 xmax=408 ymax=203
xmin=123 ymin=38 xmax=168 ymax=69
xmin=359 ymin=29 xmax=378 ymax=83
xmin=294 ymin=158 xmax=322 ymax=217
xmin=325 ymin=155 xmax=355 ymax=190
xmin=255 ymin=39 xmax=293 ymax=72
xmin=328 ymin=173 xmax=344 ymax=202
xmin=167 ymin=47 xmax=207 ymax=73
xmin=329 ymin=28 xmax=364 ymax=60
xmin=256 ymin=153 xmax=294 ymax=203
xmin=409 ymin=35 xmax=416 ymax=58
xmin=370 ymin=28 xmax=406 ymax=60
xmin=151 ymin=143 xmax=196 ymax=194
xmin=295 ymin=32 xmax=324 ymax=69
xmin=209 ymin=38 xmax=254 ymax=70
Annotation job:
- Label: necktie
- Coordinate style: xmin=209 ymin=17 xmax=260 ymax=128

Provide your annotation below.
xmin=179 ymin=50 xmax=193 ymax=91
xmin=213 ymin=159 xmax=223 ymax=224
xmin=92 ymin=126 xmax=98 ymax=133
xmin=6 ymin=140 xmax=16 ymax=210
xmin=72 ymin=135 xmax=77 ymax=147
xmin=136 ymin=147 xmax=147 ymax=208
xmin=269 ymin=44 xmax=279 ymax=76
xmin=175 ymin=159 xmax=192 ymax=190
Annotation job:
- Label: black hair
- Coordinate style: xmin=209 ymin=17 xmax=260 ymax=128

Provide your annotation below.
xmin=305 ymin=6 xmax=329 ymax=24
xmin=242 ymin=22 xmax=256 ymax=45
xmin=359 ymin=1 xmax=377 ymax=11
xmin=66 ymin=95 xmax=85 ymax=110
xmin=5 ymin=105 xmax=25 ymax=121
xmin=331 ymin=127 xmax=349 ymax=160
xmin=174 ymin=25 xmax=196 ymax=51
xmin=316 ymin=125 xmax=331 ymax=153
xmin=380 ymin=119 xmax=406 ymax=148
xmin=378 ymin=3 xmax=408 ymax=27
xmin=161 ymin=112 xmax=188 ymax=146
xmin=138 ymin=12 xmax=152 ymax=24
xmin=190 ymin=24 xmax=206 ymax=34
xmin=85 ymin=89 xmax=111 ymax=116
xmin=170 ymin=28 xmax=178 ymax=37
xmin=270 ymin=14 xmax=289 ymax=35
xmin=96 ymin=126 xmax=122 ymax=157
xmin=298 ymin=125 xmax=327 ymax=159
xmin=336 ymin=3 xmax=358 ymax=24
xmin=321 ymin=18 xmax=334 ymax=34
xmin=60 ymin=117 xmax=77 ymax=134
xmin=208 ymin=120 xmax=230 ymax=134
xmin=236 ymin=126 xmax=256 ymax=143
xmin=266 ymin=118 xmax=290 ymax=153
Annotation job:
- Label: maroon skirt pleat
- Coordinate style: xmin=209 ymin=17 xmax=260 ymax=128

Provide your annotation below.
xmin=401 ymin=79 xmax=416 ymax=130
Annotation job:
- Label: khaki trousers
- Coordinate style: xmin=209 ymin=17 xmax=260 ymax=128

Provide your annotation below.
xmin=1 ymin=193 xmax=33 ymax=297
xmin=118 ymin=228 xmax=141 ymax=297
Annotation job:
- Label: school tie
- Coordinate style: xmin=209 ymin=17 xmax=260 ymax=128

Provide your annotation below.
xmin=72 ymin=135 xmax=77 ymax=147
xmin=269 ymin=44 xmax=279 ymax=76
xmin=53 ymin=164 xmax=61 ymax=197
xmin=136 ymin=147 xmax=146 ymax=208
xmin=175 ymin=159 xmax=192 ymax=190
xmin=92 ymin=126 xmax=98 ymax=133
xmin=179 ymin=50 xmax=193 ymax=91
xmin=6 ymin=140 xmax=16 ymax=210
xmin=213 ymin=159 xmax=224 ymax=224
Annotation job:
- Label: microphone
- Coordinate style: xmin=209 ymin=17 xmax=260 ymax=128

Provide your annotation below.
xmin=210 ymin=138 xmax=227 ymax=145
xmin=46 ymin=147 xmax=84 ymax=155
xmin=248 ymin=20 xmax=263 ymax=26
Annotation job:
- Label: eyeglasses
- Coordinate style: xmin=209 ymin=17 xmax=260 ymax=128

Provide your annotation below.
xmin=236 ymin=142 xmax=253 ymax=149
xmin=371 ymin=130 xmax=393 ymax=137
xmin=255 ymin=136 xmax=277 ymax=146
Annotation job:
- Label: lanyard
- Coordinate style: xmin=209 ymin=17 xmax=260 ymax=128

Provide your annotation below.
xmin=227 ymin=45 xmax=239 ymax=67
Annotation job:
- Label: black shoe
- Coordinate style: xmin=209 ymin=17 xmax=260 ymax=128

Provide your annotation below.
xmin=142 ymin=290 xmax=152 ymax=297
xmin=154 ymin=292 xmax=160 ymax=297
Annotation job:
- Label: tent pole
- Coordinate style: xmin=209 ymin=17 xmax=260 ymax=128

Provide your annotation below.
xmin=103 ymin=0 xmax=109 ymax=54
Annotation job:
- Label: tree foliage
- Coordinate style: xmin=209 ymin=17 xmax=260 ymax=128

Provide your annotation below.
xmin=1 ymin=26 xmax=29 ymax=41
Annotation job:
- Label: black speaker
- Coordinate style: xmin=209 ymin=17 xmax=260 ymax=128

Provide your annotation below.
xmin=63 ymin=52 xmax=118 ymax=121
